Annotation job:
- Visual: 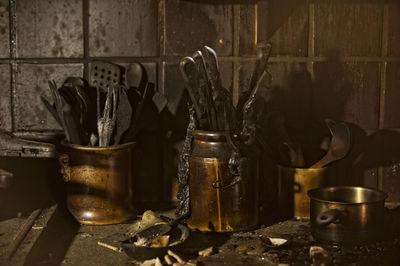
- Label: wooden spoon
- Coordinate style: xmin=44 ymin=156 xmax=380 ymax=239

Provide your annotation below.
xmin=310 ymin=120 xmax=350 ymax=168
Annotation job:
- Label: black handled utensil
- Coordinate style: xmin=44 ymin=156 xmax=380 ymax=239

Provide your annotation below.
xmin=179 ymin=56 xmax=208 ymax=129
xmin=193 ymin=50 xmax=218 ymax=130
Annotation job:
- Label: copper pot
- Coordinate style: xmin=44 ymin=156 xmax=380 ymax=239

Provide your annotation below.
xmin=278 ymin=165 xmax=330 ymax=219
xmin=59 ymin=142 xmax=136 ymax=225
xmin=187 ymin=130 xmax=259 ymax=232
xmin=308 ymin=186 xmax=388 ymax=244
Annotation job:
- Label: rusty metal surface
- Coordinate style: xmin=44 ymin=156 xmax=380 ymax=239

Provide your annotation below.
xmin=14 ymin=64 xmax=83 ymax=131
xmin=176 ymin=106 xmax=196 ymax=220
xmin=60 ymin=142 xmax=136 ymax=225
xmin=0 ymin=130 xmax=55 ymax=158
xmin=89 ymin=0 xmax=158 ymax=57
xmin=16 ymin=0 xmax=83 ymax=58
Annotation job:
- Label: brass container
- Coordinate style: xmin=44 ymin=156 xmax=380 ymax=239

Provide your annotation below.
xmin=187 ymin=130 xmax=259 ymax=232
xmin=308 ymin=186 xmax=387 ymax=244
xmin=278 ymin=165 xmax=329 ymax=219
xmin=59 ymin=142 xmax=135 ymax=225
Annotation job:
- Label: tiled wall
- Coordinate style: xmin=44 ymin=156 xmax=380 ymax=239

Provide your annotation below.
xmin=0 ymin=0 xmax=399 ymax=202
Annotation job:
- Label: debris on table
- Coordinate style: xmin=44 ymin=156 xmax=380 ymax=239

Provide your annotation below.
xmin=127 ymin=210 xmax=167 ymax=237
xmin=309 ymin=246 xmax=333 ymax=266
xmin=198 ymin=246 xmax=214 ymax=257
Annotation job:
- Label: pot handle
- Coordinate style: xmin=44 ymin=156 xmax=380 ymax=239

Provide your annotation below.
xmin=58 ymin=154 xmax=70 ymax=182
xmin=316 ymin=209 xmax=342 ymax=226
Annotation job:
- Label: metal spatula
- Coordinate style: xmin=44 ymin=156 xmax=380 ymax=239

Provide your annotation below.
xmin=89 ymin=61 xmax=122 ymax=92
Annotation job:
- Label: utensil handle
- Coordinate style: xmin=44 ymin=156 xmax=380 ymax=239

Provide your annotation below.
xmin=59 ymin=154 xmax=70 ymax=182
xmin=310 ymin=158 xmax=328 ymax=169
xmin=316 ymin=209 xmax=342 ymax=226
xmin=212 ymin=175 xmax=242 ymax=189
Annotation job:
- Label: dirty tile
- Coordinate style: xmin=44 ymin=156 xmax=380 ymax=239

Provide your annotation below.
xmin=89 ymin=0 xmax=158 ymax=57
xmin=0 ymin=0 xmax=9 ymax=58
xmin=14 ymin=64 xmax=83 ymax=131
xmin=312 ymin=62 xmax=380 ymax=130
xmin=16 ymin=0 xmax=83 ymax=58
xmin=314 ymin=0 xmax=383 ymax=56
xmin=238 ymin=61 xmax=253 ymax=93
xmin=256 ymin=1 xmax=308 ymax=56
xmin=384 ymin=62 xmax=400 ymax=129
xmin=0 ymin=64 xmax=11 ymax=131
xmin=165 ymin=0 xmax=233 ymax=56
xmin=239 ymin=5 xmax=256 ymax=56
xmin=388 ymin=2 xmax=400 ymax=56
xmin=382 ymin=129 xmax=400 ymax=201
xmin=240 ymin=62 xmax=311 ymax=132
xmin=164 ymin=61 xmax=232 ymax=115
xmin=219 ymin=61 xmax=233 ymax=91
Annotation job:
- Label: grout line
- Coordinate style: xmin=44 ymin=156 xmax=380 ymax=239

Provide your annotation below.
xmin=379 ymin=3 xmax=389 ymax=130
xmin=9 ymin=0 xmax=16 ymax=59
xmin=378 ymin=61 xmax=386 ymax=190
xmin=158 ymin=0 xmax=166 ymax=57
xmin=254 ymin=3 xmax=258 ymax=48
xmin=9 ymin=0 xmax=17 ymax=132
xmin=0 ymin=55 xmax=398 ymax=65
xmin=82 ymin=0 xmax=89 ymax=80
xmin=306 ymin=1 xmax=315 ymax=78
xmin=378 ymin=3 xmax=389 ymax=191
xmin=232 ymin=4 xmax=240 ymax=106
xmin=381 ymin=3 xmax=389 ymax=59
xmin=307 ymin=1 xmax=315 ymax=127
xmin=379 ymin=62 xmax=387 ymax=130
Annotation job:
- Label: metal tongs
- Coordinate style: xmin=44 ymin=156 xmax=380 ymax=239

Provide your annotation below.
xmin=97 ymin=86 xmax=118 ymax=147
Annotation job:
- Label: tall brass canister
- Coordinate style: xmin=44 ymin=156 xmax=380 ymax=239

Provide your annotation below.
xmin=59 ymin=142 xmax=135 ymax=225
xmin=278 ymin=165 xmax=329 ymax=219
xmin=187 ymin=130 xmax=259 ymax=232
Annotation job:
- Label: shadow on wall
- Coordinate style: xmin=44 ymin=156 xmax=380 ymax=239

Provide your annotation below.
xmin=260 ymin=0 xmax=307 ymax=40
xmin=258 ymin=56 xmax=400 ymax=224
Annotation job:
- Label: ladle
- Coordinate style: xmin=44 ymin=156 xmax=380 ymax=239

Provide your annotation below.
xmin=310 ymin=119 xmax=350 ymax=168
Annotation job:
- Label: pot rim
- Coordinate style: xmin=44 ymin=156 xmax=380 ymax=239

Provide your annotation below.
xmin=62 ymin=140 xmax=136 ymax=151
xmin=193 ymin=130 xmax=226 ymax=142
xmin=307 ymin=186 xmax=388 ymax=205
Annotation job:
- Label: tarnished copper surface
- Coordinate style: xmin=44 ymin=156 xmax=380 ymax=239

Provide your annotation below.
xmin=59 ymin=142 xmax=136 ymax=225
xmin=187 ymin=130 xmax=259 ymax=232
xmin=278 ymin=165 xmax=329 ymax=218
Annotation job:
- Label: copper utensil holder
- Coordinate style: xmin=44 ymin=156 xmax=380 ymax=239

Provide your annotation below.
xmin=59 ymin=142 xmax=135 ymax=225
xmin=187 ymin=130 xmax=259 ymax=232
xmin=278 ymin=165 xmax=329 ymax=219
